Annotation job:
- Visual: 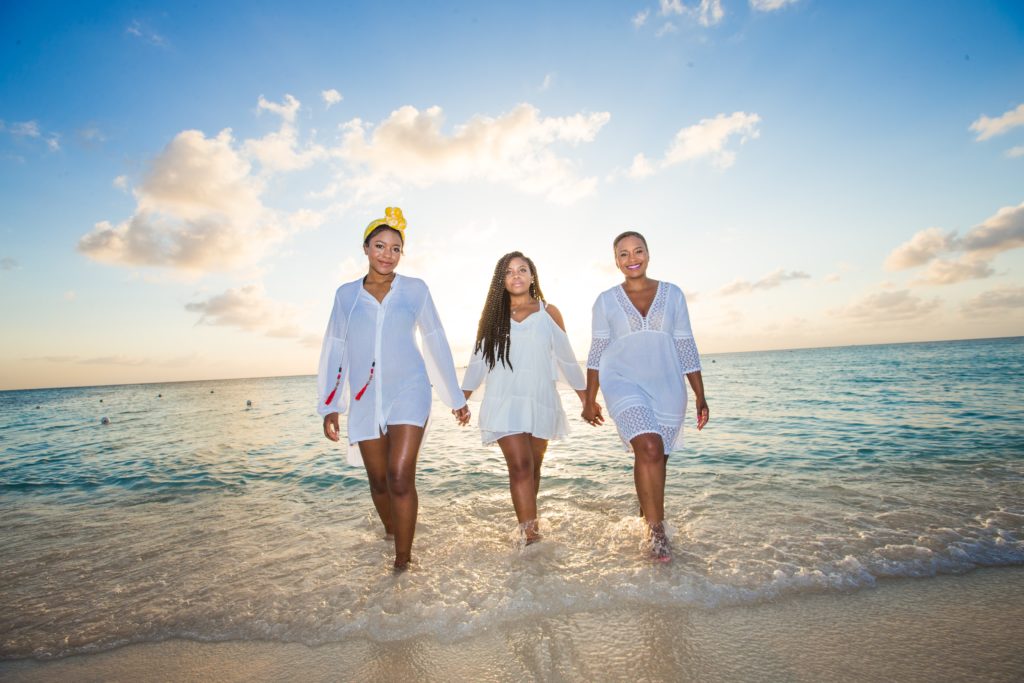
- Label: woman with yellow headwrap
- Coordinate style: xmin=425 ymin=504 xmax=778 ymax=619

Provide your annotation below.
xmin=317 ymin=207 xmax=470 ymax=570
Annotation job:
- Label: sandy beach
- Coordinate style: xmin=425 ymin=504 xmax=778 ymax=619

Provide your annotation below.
xmin=3 ymin=566 xmax=1022 ymax=682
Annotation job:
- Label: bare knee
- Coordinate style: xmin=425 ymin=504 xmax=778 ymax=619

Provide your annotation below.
xmin=367 ymin=473 xmax=389 ymax=496
xmin=387 ymin=469 xmax=416 ymax=497
xmin=506 ymin=457 xmax=534 ymax=483
xmin=633 ymin=437 xmax=665 ymax=466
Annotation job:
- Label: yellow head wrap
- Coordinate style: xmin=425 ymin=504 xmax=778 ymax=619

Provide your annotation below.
xmin=363 ymin=206 xmax=407 ymax=242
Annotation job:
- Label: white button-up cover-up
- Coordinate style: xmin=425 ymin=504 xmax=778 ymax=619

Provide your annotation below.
xmin=587 ymin=281 xmax=701 ymax=452
xmin=317 ymin=274 xmax=466 ymax=466
xmin=461 ymin=303 xmax=586 ymax=445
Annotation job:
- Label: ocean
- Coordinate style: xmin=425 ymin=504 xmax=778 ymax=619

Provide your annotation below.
xmin=2 ymin=337 xmax=1023 ymax=661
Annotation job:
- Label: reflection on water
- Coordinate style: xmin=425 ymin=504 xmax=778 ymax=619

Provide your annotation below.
xmin=1 ymin=337 xmax=1022 ymax=658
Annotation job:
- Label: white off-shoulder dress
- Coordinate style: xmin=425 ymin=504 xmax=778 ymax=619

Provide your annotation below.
xmin=317 ymin=274 xmax=466 ymax=466
xmin=587 ymin=281 xmax=701 ymax=454
xmin=462 ymin=303 xmax=586 ymax=445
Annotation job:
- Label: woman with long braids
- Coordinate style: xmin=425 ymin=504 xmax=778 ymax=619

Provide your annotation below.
xmin=318 ymin=207 xmax=470 ymax=570
xmin=581 ymin=231 xmax=709 ymax=563
xmin=461 ymin=251 xmax=592 ymax=544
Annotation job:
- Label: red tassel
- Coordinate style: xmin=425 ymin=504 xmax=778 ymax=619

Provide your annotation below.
xmin=324 ymin=365 xmax=342 ymax=405
xmin=354 ymin=362 xmax=375 ymax=401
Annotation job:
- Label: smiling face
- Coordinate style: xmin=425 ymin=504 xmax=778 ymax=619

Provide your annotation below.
xmin=615 ymin=235 xmax=649 ymax=280
xmin=504 ymin=256 xmax=533 ymax=296
xmin=363 ymin=228 xmax=403 ymax=276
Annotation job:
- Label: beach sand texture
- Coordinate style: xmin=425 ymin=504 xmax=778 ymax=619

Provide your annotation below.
xmin=2 ymin=568 xmax=1022 ymax=682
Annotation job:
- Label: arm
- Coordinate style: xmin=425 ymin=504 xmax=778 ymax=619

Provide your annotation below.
xmin=317 ymin=288 xmax=350 ymax=441
xmin=672 ymin=286 xmax=708 ymax=430
xmin=581 ymin=296 xmax=608 ymax=426
xmin=545 ymin=303 xmax=587 ymax=397
xmin=417 ymin=285 xmax=470 ymax=425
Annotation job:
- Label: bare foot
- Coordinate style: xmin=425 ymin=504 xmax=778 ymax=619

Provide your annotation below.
xmin=520 ymin=519 xmax=542 ymax=545
xmin=393 ymin=553 xmax=412 ymax=571
xmin=649 ymin=521 xmax=672 ymax=563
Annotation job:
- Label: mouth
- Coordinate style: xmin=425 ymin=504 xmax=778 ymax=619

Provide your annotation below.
xmin=626 ymin=264 xmax=642 ymax=270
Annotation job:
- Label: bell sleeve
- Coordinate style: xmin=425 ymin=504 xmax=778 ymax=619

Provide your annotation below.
xmin=671 ymin=286 xmax=702 ymax=374
xmin=317 ymin=288 xmax=351 ymax=417
xmin=552 ymin=322 xmax=586 ymax=389
xmin=417 ymin=287 xmax=469 ymax=410
xmin=586 ymin=293 xmax=612 ymax=371
xmin=461 ymin=347 xmax=488 ymax=393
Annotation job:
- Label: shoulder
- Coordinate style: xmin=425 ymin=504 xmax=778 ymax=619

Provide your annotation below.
xmin=543 ymin=302 xmax=567 ymax=329
xmin=594 ymin=285 xmax=619 ymax=305
xmin=336 ymin=279 xmax=362 ymax=301
xmin=662 ymin=281 xmax=685 ymax=299
xmin=397 ymin=274 xmax=428 ymax=293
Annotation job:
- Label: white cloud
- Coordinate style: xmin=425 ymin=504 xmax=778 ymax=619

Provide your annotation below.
xmin=914 ymin=256 xmax=994 ymax=285
xmin=884 ymin=201 xmax=1024 ymax=285
xmin=718 ymin=268 xmax=810 ymax=296
xmin=624 ymin=111 xmax=761 ymax=178
xmin=750 ymin=0 xmax=800 ymax=11
xmin=832 ymin=290 xmax=941 ymax=322
xmin=885 ymin=227 xmax=955 ymax=270
xmin=322 ymin=89 xmax=343 ymax=108
xmin=959 ymin=201 xmax=1024 ymax=256
xmin=656 ymin=22 xmax=679 ymax=37
xmin=185 ymin=283 xmax=302 ymax=337
xmin=63 ymin=290 xmax=77 ymax=301
xmin=333 ymin=103 xmax=610 ymax=204
xmin=633 ymin=10 xmax=650 ymax=28
xmin=659 ymin=0 xmax=723 ymax=26
xmin=970 ymin=103 xmax=1024 ymax=141
xmin=78 ymin=128 xmax=287 ymax=271
xmin=665 ymin=111 xmax=760 ymax=168
xmin=126 ymin=19 xmax=167 ymax=47
xmin=962 ymin=286 xmax=1024 ymax=318
xmin=113 ymin=175 xmax=129 ymax=191
xmin=245 ymin=94 xmax=326 ymax=172
xmin=0 ymin=257 xmax=18 ymax=271
xmin=1007 ymin=145 xmax=1024 ymax=159
xmin=8 ymin=120 xmax=40 ymax=138
xmin=539 ymin=73 xmax=555 ymax=91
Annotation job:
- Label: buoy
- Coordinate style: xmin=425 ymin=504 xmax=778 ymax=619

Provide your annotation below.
xmin=210 ymin=390 xmax=215 ymax=394
xmin=246 ymin=400 xmax=252 ymax=407
xmin=100 ymin=417 xmax=110 ymax=425
xmin=99 ymin=399 xmax=104 ymax=403
xmin=157 ymin=393 xmax=162 ymax=398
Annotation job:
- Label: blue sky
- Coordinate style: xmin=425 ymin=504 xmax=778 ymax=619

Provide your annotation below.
xmin=1 ymin=0 xmax=1023 ymax=389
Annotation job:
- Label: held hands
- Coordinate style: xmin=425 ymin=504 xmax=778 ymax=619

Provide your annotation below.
xmin=581 ymin=399 xmax=604 ymax=427
xmin=452 ymin=405 xmax=471 ymax=427
xmin=322 ymin=412 xmax=341 ymax=442
xmin=695 ymin=398 xmax=709 ymax=431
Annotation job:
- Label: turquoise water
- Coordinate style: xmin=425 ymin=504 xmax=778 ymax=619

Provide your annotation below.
xmin=1 ymin=337 xmax=1022 ymax=659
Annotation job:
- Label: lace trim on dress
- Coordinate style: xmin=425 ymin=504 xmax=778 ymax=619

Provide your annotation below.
xmin=614 ymin=286 xmax=644 ymax=332
xmin=613 ymin=282 xmax=667 ymax=332
xmin=616 ymin=405 xmax=677 ymax=452
xmin=674 ymin=337 xmax=701 ymax=374
xmin=587 ymin=337 xmax=611 ymax=370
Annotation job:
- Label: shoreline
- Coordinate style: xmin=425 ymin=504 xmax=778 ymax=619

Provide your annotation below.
xmin=4 ymin=566 xmax=1023 ymax=682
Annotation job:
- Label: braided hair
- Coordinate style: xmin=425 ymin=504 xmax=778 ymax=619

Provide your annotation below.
xmin=474 ymin=251 xmax=545 ymax=370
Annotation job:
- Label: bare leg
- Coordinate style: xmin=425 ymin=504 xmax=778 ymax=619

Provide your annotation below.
xmin=359 ymin=435 xmax=395 ymax=538
xmin=497 ymin=434 xmax=548 ymax=543
xmin=631 ymin=433 xmax=667 ymax=526
xmin=384 ymin=424 xmax=425 ymax=569
xmin=531 ymin=436 xmax=547 ymax=500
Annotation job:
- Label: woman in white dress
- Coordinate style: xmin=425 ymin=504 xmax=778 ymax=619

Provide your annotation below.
xmin=462 ymin=252 xmax=591 ymax=544
xmin=581 ymin=231 xmax=709 ymax=562
xmin=318 ymin=207 xmax=470 ymax=570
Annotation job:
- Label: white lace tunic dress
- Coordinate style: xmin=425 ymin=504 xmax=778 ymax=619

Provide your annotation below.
xmin=317 ymin=274 xmax=466 ymax=466
xmin=587 ymin=281 xmax=701 ymax=453
xmin=462 ymin=303 xmax=586 ymax=445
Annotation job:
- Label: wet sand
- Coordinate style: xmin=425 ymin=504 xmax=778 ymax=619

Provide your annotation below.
xmin=3 ymin=567 xmax=1023 ymax=682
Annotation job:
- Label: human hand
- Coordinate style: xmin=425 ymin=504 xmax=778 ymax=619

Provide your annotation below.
xmin=323 ymin=412 xmax=341 ymax=442
xmin=453 ymin=405 xmax=471 ymax=427
xmin=581 ymin=401 xmax=604 ymax=427
xmin=695 ymin=399 xmax=709 ymax=431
